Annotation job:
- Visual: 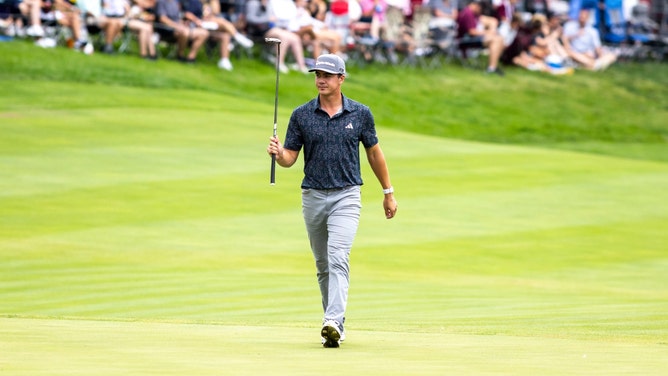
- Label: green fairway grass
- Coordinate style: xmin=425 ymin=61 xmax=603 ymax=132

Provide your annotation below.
xmin=2 ymin=318 xmax=667 ymax=375
xmin=1 ymin=41 xmax=667 ymax=375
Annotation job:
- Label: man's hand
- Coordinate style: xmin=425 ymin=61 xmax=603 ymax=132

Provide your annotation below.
xmin=267 ymin=136 xmax=282 ymax=161
xmin=383 ymin=194 xmax=397 ymax=219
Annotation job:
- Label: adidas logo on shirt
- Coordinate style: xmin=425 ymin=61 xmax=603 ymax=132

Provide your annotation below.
xmin=345 ymin=123 xmax=353 ymax=129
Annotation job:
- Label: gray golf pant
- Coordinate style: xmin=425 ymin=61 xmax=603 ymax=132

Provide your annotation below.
xmin=302 ymin=185 xmax=361 ymax=324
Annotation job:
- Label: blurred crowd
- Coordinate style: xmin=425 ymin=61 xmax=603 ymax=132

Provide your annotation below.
xmin=1 ymin=0 xmax=666 ymax=74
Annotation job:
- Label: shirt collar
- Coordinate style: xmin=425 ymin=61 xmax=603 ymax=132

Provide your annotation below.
xmin=312 ymin=93 xmax=351 ymax=113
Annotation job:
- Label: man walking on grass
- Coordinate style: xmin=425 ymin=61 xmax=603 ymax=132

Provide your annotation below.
xmin=266 ymin=54 xmax=398 ymax=348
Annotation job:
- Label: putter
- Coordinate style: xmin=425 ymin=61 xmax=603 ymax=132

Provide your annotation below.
xmin=266 ymin=37 xmax=281 ymax=185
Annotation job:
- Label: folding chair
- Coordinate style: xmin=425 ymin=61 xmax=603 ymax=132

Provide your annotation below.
xmin=595 ymin=0 xmax=656 ymax=59
xmin=409 ymin=6 xmax=442 ymax=68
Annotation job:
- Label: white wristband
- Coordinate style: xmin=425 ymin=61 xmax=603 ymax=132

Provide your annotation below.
xmin=382 ymin=187 xmax=394 ymax=195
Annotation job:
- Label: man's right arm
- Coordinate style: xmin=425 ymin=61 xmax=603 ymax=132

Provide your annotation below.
xmin=277 ymin=147 xmax=299 ymax=168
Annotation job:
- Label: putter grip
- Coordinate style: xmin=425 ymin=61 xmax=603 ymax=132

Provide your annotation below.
xmin=270 ymin=154 xmax=276 ymax=185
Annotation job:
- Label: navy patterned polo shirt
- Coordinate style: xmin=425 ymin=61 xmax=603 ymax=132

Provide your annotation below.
xmin=283 ymin=94 xmax=379 ymax=190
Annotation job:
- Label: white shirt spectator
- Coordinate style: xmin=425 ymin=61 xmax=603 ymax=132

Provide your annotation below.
xmin=268 ymin=0 xmax=299 ymax=31
xmin=103 ymin=0 xmax=128 ymax=17
xmin=563 ymin=18 xmax=602 ymax=54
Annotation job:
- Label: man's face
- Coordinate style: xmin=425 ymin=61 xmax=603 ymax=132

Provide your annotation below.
xmin=314 ymin=71 xmax=344 ymax=95
xmin=470 ymin=2 xmax=481 ymax=15
xmin=578 ymin=9 xmax=590 ymax=25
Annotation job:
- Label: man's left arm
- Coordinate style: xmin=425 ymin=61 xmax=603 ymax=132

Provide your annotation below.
xmin=366 ymin=144 xmax=398 ymax=219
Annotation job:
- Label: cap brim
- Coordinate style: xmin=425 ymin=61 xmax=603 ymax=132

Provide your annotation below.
xmin=308 ymin=68 xmax=345 ymax=75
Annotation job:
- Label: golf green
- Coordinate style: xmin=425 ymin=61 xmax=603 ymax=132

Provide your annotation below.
xmin=1 ymin=75 xmax=666 ymax=375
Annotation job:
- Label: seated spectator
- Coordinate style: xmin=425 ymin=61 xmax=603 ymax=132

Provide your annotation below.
xmin=199 ymin=0 xmax=253 ymax=49
xmin=499 ymin=12 xmax=572 ymax=75
xmin=357 ymin=0 xmax=387 ymax=43
xmin=182 ymin=0 xmax=230 ymax=69
xmin=308 ymin=0 xmax=328 ymax=22
xmin=456 ymin=0 xmax=505 ymax=75
xmin=295 ymin=0 xmax=342 ymax=58
xmin=544 ymin=13 xmax=573 ymax=60
xmin=54 ymin=0 xmax=90 ymax=50
xmin=494 ymin=0 xmax=518 ymax=46
xmin=500 ymin=13 xmax=536 ymax=68
xmin=561 ymin=8 xmax=618 ymax=70
xmin=129 ymin=0 xmax=161 ymax=59
xmin=268 ymin=0 xmax=310 ymax=72
xmin=181 ymin=0 xmax=253 ymax=70
xmin=89 ymin=0 xmax=157 ymax=58
xmin=427 ymin=0 xmax=458 ymax=48
xmin=524 ymin=13 xmax=572 ymax=74
xmin=215 ymin=0 xmax=246 ymax=30
xmin=326 ymin=0 xmax=356 ymax=45
xmin=156 ymin=0 xmax=209 ymax=63
xmin=245 ymin=0 xmax=309 ymax=73
xmin=350 ymin=0 xmax=389 ymax=62
xmin=8 ymin=0 xmax=33 ymax=38
xmin=81 ymin=0 xmax=122 ymax=54
xmin=527 ymin=14 xmax=552 ymax=60
xmin=428 ymin=0 xmax=457 ymax=28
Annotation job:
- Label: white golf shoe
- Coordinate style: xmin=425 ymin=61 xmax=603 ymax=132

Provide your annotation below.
xmin=321 ymin=320 xmax=344 ymax=348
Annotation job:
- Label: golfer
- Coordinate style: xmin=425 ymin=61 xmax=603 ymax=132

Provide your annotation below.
xmin=267 ymin=54 xmax=397 ymax=347
xmin=266 ymin=54 xmax=398 ymax=348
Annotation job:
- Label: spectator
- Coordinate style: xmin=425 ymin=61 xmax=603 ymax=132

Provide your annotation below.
xmin=308 ymin=0 xmax=328 ymax=22
xmin=428 ymin=0 xmax=457 ymax=28
xmin=456 ymin=0 xmax=506 ymax=75
xmin=245 ymin=0 xmax=308 ymax=73
xmin=326 ymin=0 xmax=357 ymax=45
xmin=358 ymin=0 xmax=387 ymax=42
xmin=54 ymin=0 xmax=90 ymax=50
xmin=202 ymin=0 xmax=254 ymax=49
xmin=494 ymin=0 xmax=518 ymax=46
xmin=525 ymin=13 xmax=573 ymax=73
xmin=18 ymin=0 xmax=43 ymax=37
xmin=561 ymin=8 xmax=617 ymax=70
xmin=295 ymin=0 xmax=342 ymax=58
xmin=499 ymin=12 xmax=537 ymax=68
xmin=268 ymin=0 xmax=310 ymax=71
xmin=533 ymin=13 xmax=570 ymax=60
xmin=428 ymin=0 xmax=458 ymax=47
xmin=156 ymin=0 xmax=209 ymax=63
xmin=83 ymin=0 xmax=123 ymax=54
xmin=130 ymin=0 xmax=161 ymax=58
xmin=526 ymin=13 xmax=552 ymax=60
xmin=90 ymin=0 xmax=157 ymax=58
xmin=352 ymin=0 xmax=388 ymax=62
xmin=181 ymin=0 xmax=230 ymax=69
xmin=215 ymin=0 xmax=246 ymax=29
xmin=496 ymin=11 xmax=574 ymax=74
xmin=181 ymin=0 xmax=253 ymax=70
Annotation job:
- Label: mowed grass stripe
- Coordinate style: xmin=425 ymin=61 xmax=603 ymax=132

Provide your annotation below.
xmin=4 ymin=125 xmax=667 ymax=242
xmin=1 ymin=266 xmax=318 ymax=320
xmin=0 ymin=171 xmax=305 ymax=238
xmin=356 ymin=220 xmax=667 ymax=276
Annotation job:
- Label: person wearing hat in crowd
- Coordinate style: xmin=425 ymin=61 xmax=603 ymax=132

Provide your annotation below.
xmin=266 ymin=53 xmax=398 ymax=348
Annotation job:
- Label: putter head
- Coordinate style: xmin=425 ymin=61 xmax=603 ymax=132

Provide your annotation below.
xmin=264 ymin=38 xmax=281 ymax=45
